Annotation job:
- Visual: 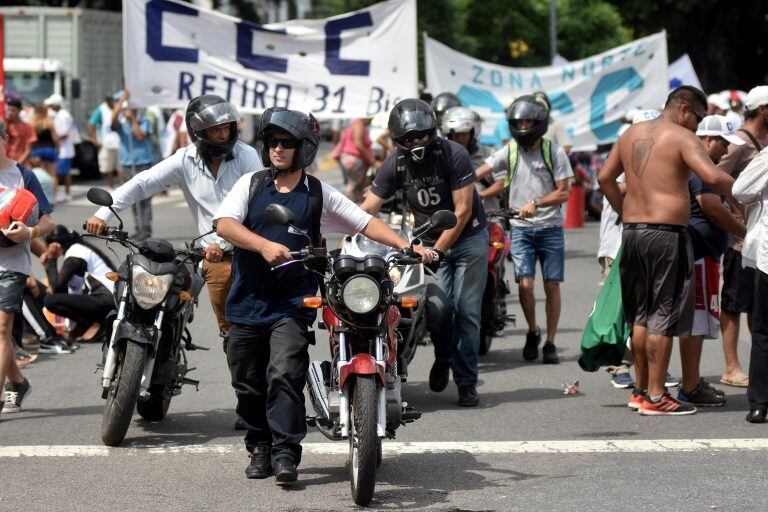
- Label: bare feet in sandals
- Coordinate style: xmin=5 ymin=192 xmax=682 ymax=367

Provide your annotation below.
xmin=720 ymin=372 xmax=749 ymax=388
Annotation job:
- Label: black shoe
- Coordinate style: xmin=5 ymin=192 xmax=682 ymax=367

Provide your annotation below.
xmin=273 ymin=457 xmax=298 ymax=483
xmin=542 ymin=342 xmax=559 ymax=364
xmin=234 ymin=418 xmax=246 ymax=430
xmin=746 ymin=407 xmax=768 ymax=424
xmin=523 ymin=329 xmax=541 ymax=361
xmin=429 ymin=359 xmax=451 ymax=393
xmin=245 ymin=444 xmax=272 ymax=479
xmin=457 ymin=383 xmax=479 ymax=407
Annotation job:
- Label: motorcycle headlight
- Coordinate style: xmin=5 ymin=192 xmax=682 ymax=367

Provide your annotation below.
xmin=131 ymin=265 xmax=174 ymax=309
xmin=388 ymin=266 xmax=403 ymax=287
xmin=341 ymin=275 xmax=381 ymax=314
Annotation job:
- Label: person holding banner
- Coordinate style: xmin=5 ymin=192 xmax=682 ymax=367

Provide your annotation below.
xmin=85 ymin=94 xmax=262 ymax=362
xmin=360 ymin=98 xmax=488 ymax=407
xmin=476 ymin=95 xmax=573 ymax=365
xmin=598 ymin=86 xmax=735 ymax=416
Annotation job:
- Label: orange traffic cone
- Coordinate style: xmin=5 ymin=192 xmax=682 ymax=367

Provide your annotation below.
xmin=564 ymin=183 xmax=585 ymax=229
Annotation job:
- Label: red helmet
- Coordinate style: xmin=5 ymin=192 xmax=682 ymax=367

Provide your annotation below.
xmin=0 ymin=188 xmax=39 ymax=247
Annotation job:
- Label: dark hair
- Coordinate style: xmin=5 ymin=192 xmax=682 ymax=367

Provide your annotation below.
xmin=6 ymin=98 xmax=22 ymax=110
xmin=745 ymin=108 xmax=761 ymax=120
xmin=665 ymin=86 xmax=708 ymax=111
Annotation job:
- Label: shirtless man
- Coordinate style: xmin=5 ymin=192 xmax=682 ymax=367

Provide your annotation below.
xmin=599 ymin=86 xmax=735 ymax=416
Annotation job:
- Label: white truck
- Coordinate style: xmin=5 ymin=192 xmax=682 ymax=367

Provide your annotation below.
xmin=1 ymin=6 xmax=123 ymax=126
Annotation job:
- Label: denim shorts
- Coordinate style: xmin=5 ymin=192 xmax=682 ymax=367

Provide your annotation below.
xmin=0 ymin=270 xmax=27 ymax=313
xmin=510 ymin=226 xmax=565 ymax=283
xmin=56 ymin=157 xmax=73 ymax=177
xmin=30 ymin=147 xmax=57 ymax=163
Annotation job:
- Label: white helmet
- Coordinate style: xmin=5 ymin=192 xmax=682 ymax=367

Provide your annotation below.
xmin=442 ymin=106 xmax=482 ymax=151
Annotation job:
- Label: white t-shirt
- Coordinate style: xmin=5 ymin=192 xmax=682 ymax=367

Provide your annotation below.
xmin=214 ymin=172 xmax=372 ymax=236
xmin=485 ymin=140 xmax=574 ymax=227
xmin=63 ymin=243 xmax=115 ymax=293
xmin=598 ymin=173 xmax=625 ymax=260
xmin=54 ymin=109 xmax=76 ymax=159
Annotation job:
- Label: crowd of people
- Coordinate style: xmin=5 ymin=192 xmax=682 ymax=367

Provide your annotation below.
xmin=2 ymin=80 xmax=768 ymax=483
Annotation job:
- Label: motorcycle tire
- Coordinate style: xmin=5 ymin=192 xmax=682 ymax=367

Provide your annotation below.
xmin=136 ymin=385 xmax=172 ymax=422
xmin=101 ymin=341 xmax=148 ymax=446
xmin=349 ymin=375 xmax=378 ymax=506
xmin=478 ymin=326 xmax=493 ymax=356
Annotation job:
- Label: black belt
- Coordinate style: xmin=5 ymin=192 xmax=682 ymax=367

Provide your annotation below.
xmin=624 ymin=222 xmax=687 ymax=233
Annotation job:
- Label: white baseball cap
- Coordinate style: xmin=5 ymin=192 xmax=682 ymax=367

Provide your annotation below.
xmin=746 ymin=86 xmax=768 ymax=111
xmin=707 ymin=93 xmax=730 ymax=111
xmin=632 ymin=109 xmax=660 ymax=124
xmin=43 ymin=93 xmax=64 ymax=106
xmin=696 ymin=115 xmax=746 ymax=145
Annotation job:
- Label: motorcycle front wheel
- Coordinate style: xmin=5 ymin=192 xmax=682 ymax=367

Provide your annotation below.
xmin=349 ymin=375 xmax=378 ymax=506
xmin=101 ymin=341 xmax=148 ymax=446
xmin=136 ymin=384 xmax=172 ymax=422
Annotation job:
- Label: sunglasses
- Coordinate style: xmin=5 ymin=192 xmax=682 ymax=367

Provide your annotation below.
xmin=398 ymin=130 xmax=431 ymax=144
xmin=266 ymin=136 xmax=298 ymax=149
xmin=693 ymin=110 xmax=705 ymax=124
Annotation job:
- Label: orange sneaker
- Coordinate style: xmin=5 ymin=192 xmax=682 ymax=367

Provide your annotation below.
xmin=628 ymin=388 xmax=646 ymax=410
xmin=639 ymin=393 xmax=697 ymax=416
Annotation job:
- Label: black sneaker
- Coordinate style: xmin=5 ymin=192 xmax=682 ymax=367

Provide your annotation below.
xmin=457 ymin=383 xmax=479 ymax=407
xmin=273 ymin=457 xmax=298 ymax=483
xmin=2 ymin=378 xmax=32 ymax=414
xmin=429 ymin=359 xmax=451 ymax=393
xmin=542 ymin=342 xmax=559 ymax=364
xmin=38 ymin=337 xmax=76 ymax=354
xmin=245 ymin=444 xmax=272 ymax=479
xmin=523 ymin=329 xmax=541 ymax=361
xmin=677 ymin=379 xmax=726 ymax=407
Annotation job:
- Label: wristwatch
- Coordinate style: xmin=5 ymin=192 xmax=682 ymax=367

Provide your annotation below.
xmin=531 ymin=198 xmax=540 ymax=208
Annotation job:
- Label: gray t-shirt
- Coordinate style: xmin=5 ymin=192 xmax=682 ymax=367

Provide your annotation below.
xmin=471 ymin=144 xmax=499 ymax=214
xmin=485 ymin=140 xmax=573 ymax=227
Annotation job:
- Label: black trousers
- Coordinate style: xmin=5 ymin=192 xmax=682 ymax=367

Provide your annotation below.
xmin=13 ymin=281 xmax=57 ymax=347
xmin=44 ymin=291 xmax=114 ymax=326
xmin=228 ymin=317 xmax=313 ymax=465
xmin=748 ymin=269 xmax=768 ymax=408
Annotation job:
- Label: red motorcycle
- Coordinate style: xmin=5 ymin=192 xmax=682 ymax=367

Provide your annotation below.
xmin=479 ymin=210 xmax=517 ymax=355
xmin=266 ymin=204 xmax=456 ymax=506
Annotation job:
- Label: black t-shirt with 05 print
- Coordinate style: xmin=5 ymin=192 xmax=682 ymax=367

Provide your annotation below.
xmin=370 ymin=138 xmax=486 ymax=245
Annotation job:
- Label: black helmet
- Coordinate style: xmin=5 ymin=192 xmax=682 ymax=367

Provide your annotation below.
xmin=507 ymin=95 xmax=550 ymax=148
xmin=430 ymin=92 xmax=462 ymax=121
xmin=388 ymin=98 xmax=438 ymax=162
xmin=257 ymin=107 xmax=320 ymax=170
xmin=185 ymin=95 xmax=240 ymax=160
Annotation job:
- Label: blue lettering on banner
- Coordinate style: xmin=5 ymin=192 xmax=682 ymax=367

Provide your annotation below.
xmin=325 ymin=12 xmax=373 ymax=76
xmin=201 ymin=74 xmax=217 ymax=95
xmin=472 ymin=65 xmax=484 ymax=84
xmin=223 ymin=76 xmax=237 ymax=101
xmin=274 ymin=84 xmax=291 ymax=107
xmin=530 ymin=73 xmax=542 ymax=88
xmin=590 ymin=67 xmax=644 ymax=140
xmin=236 ymin=21 xmax=288 ymax=73
xmin=252 ymin=81 xmax=269 ymax=109
xmin=491 ymin=70 xmax=503 ymax=87
xmin=179 ymin=71 xmax=195 ymax=100
xmin=562 ymin=66 xmax=576 ymax=83
xmin=510 ymin=73 xmax=523 ymax=89
xmin=146 ymin=0 xmax=199 ymax=62
xmin=634 ymin=44 xmax=645 ymax=57
xmin=549 ymin=91 xmax=574 ymax=115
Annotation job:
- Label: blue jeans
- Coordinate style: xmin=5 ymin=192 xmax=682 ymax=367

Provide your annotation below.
xmin=426 ymin=229 xmax=488 ymax=385
xmin=510 ymin=226 xmax=565 ymax=283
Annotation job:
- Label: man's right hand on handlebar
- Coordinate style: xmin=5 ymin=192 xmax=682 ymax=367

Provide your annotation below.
xmin=85 ymin=216 xmax=107 ymax=235
xmin=259 ymin=241 xmax=293 ymax=266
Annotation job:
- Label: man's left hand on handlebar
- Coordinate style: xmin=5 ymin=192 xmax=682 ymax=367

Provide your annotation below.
xmin=85 ymin=216 xmax=107 ymax=235
xmin=204 ymin=243 xmax=224 ymax=263
xmin=412 ymin=245 xmax=437 ymax=264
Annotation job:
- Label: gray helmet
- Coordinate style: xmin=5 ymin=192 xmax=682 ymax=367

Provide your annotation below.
xmin=185 ymin=95 xmax=240 ymax=159
xmin=257 ymin=107 xmax=320 ymax=170
xmin=388 ymin=98 xmax=438 ymax=162
xmin=430 ymin=92 xmax=462 ymax=121
xmin=507 ymin=94 xmax=550 ymax=148
xmin=442 ymin=106 xmax=482 ymax=152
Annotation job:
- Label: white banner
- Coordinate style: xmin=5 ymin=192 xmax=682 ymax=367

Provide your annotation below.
xmin=124 ymin=0 xmax=417 ymax=118
xmin=669 ymin=54 xmax=702 ymax=91
xmin=425 ymin=32 xmax=669 ymax=148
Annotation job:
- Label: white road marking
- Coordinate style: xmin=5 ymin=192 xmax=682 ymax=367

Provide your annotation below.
xmin=3 ymin=439 xmax=768 ymax=458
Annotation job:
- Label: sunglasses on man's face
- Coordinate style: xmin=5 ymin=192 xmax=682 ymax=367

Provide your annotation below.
xmin=267 ymin=136 xmax=298 ymax=149
xmin=398 ymin=130 xmax=431 ymax=144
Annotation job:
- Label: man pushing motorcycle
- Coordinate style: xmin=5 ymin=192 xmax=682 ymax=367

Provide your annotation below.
xmin=213 ymin=107 xmax=434 ymax=483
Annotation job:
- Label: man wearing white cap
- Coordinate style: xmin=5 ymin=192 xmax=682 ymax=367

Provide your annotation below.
xmin=676 ymin=115 xmax=747 ymax=407
xmin=716 ymin=85 xmax=768 ymax=388
xmin=708 ymin=93 xmax=729 ymax=116
xmin=44 ymin=94 xmax=77 ymax=203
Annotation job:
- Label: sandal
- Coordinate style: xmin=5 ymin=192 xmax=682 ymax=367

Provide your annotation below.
xmin=720 ymin=373 xmax=749 ymax=388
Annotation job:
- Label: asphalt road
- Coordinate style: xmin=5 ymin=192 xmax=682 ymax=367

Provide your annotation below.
xmin=1 ymin=159 xmax=765 ymax=512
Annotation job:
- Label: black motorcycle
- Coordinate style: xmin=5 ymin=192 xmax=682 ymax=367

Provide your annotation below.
xmin=85 ymin=188 xmax=208 ymax=446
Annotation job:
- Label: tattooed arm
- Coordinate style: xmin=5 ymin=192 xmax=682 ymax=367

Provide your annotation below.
xmin=682 ymin=132 xmax=735 ymax=197
xmin=598 ymin=142 xmax=625 ymax=218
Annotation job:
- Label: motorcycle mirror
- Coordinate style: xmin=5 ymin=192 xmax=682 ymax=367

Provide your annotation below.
xmin=428 ymin=210 xmax=458 ymax=232
xmin=266 ymin=204 xmax=296 ymax=226
xmin=87 ymin=187 xmax=113 ymax=207
xmin=189 ymin=228 xmax=215 ymax=249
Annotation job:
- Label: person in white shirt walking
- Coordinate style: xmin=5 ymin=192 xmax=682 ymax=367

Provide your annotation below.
xmin=87 ymin=92 xmax=125 ymax=189
xmin=85 ymin=95 xmax=262 ymax=355
xmin=44 ymin=94 xmax=78 ymax=203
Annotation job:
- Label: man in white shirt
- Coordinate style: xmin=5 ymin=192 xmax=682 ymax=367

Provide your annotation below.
xmin=85 ymin=95 xmax=259 ymax=350
xmin=44 ymin=94 xmax=77 ymax=203
xmin=87 ymin=93 xmax=125 ymax=188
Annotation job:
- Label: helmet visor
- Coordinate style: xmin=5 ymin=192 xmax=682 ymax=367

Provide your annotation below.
xmin=392 ymin=110 xmax=436 ymax=140
xmin=508 ymin=101 xmax=548 ymax=122
xmin=188 ymin=103 xmax=240 ymax=133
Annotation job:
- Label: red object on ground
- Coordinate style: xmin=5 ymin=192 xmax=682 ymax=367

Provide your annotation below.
xmin=564 ymin=182 xmax=585 ymax=229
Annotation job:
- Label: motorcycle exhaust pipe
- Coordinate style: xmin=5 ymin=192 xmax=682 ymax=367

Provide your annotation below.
xmin=307 ymin=361 xmax=331 ymax=422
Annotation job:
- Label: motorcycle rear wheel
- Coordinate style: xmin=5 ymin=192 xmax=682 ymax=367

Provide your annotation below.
xmin=136 ymin=385 xmax=172 ymax=422
xmin=349 ymin=375 xmax=378 ymax=506
xmin=101 ymin=341 xmax=148 ymax=446
xmin=478 ymin=326 xmax=493 ymax=356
